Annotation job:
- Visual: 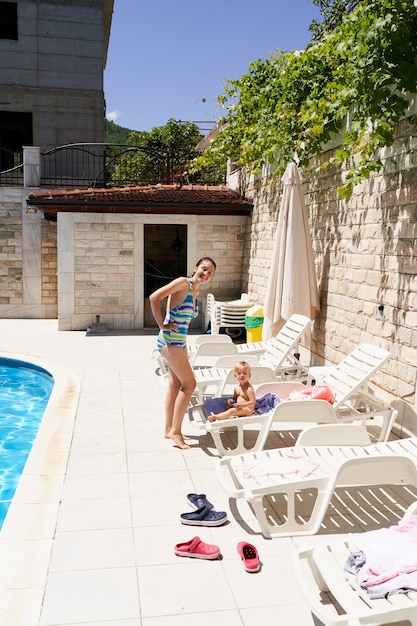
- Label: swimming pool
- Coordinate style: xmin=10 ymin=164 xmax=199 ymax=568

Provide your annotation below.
xmin=0 ymin=357 xmax=54 ymax=527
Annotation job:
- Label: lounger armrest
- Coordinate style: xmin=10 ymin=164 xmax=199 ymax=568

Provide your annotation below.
xmin=296 ymin=424 xmax=372 ymax=447
xmin=215 ymin=456 xmax=248 ymax=498
xmin=404 ymin=500 xmax=417 ymax=519
xmin=188 ymin=403 xmax=211 ymax=432
xmin=292 ymin=544 xmax=367 ymax=626
xmin=206 ymin=411 xmax=273 ymax=432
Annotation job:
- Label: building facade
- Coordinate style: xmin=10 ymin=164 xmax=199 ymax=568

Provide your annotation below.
xmin=0 ymin=0 xmax=113 ymax=162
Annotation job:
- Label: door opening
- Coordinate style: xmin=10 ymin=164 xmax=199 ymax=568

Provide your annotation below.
xmin=144 ymin=224 xmax=187 ymax=327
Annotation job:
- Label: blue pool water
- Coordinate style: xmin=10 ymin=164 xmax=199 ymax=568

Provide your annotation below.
xmin=0 ymin=357 xmax=54 ymax=528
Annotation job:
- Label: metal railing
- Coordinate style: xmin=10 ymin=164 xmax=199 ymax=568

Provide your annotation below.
xmin=0 ymin=143 xmax=226 ymax=189
xmin=0 ymin=147 xmax=23 ymax=185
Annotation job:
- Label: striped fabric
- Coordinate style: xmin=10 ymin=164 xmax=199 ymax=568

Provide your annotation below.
xmin=157 ymin=280 xmax=198 ymax=351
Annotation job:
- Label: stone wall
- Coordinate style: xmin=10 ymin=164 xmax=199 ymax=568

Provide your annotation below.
xmin=41 ymin=219 xmax=57 ymax=307
xmin=197 ymin=220 xmax=247 ymax=298
xmin=0 ymin=202 xmax=23 ymax=305
xmin=74 ymin=221 xmax=134 ymax=317
xmin=57 ymin=213 xmax=247 ymax=331
xmin=235 ymin=112 xmax=417 ymax=408
xmin=0 ymin=188 xmax=57 ymax=318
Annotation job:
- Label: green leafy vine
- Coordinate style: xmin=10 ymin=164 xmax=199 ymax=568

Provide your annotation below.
xmin=194 ymin=0 xmax=417 ymax=197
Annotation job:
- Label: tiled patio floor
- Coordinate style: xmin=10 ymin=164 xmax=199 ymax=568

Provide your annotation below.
xmin=0 ymin=319 xmax=415 ymax=626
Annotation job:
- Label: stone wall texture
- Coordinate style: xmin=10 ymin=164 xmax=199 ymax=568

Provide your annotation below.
xmin=0 ymin=204 xmax=23 ymax=304
xmin=239 ymin=112 xmax=417 ymax=407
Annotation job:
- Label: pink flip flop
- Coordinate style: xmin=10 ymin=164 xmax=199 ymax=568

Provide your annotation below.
xmin=174 ymin=536 xmax=221 ymax=560
xmin=237 ymin=541 xmax=260 ymax=572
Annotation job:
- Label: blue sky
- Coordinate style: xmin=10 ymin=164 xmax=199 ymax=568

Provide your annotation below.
xmin=104 ymin=0 xmax=321 ymax=133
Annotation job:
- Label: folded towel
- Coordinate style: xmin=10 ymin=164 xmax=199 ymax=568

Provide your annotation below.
xmin=203 ymin=396 xmax=232 ymax=414
xmin=254 ymin=392 xmax=280 ymax=413
xmin=203 ymin=392 xmax=280 ymax=416
xmin=234 ymin=450 xmax=320 ymax=479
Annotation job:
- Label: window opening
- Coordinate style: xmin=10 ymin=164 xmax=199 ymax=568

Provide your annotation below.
xmin=0 ymin=2 xmax=18 ymax=40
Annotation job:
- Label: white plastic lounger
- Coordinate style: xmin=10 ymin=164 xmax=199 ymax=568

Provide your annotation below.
xmin=189 ymin=366 xmax=279 ymax=408
xmin=215 ymin=423 xmax=417 ymax=538
xmin=190 ymin=314 xmax=311 ymax=403
xmin=188 ymin=341 xmax=239 ymax=368
xmin=235 ymin=312 xmax=313 ymax=359
xmin=188 ymin=380 xmax=306 ymax=433
xmin=200 ymin=342 xmax=396 ymax=456
xmin=153 ymin=333 xmax=236 ymax=375
xmin=293 ymin=500 xmax=417 ymax=626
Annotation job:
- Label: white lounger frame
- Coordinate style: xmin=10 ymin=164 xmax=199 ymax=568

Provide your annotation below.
xmin=293 ymin=499 xmax=417 ymax=625
xmin=215 ymin=422 xmax=417 ymax=538
xmin=190 ymin=314 xmax=311 ymax=403
xmin=199 ymin=343 xmax=396 ymax=456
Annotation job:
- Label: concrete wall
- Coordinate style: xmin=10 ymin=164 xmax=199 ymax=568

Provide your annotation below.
xmin=0 ymin=0 xmax=110 ymax=149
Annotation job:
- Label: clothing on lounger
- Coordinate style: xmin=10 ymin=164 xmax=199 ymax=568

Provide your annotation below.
xmin=157 ymin=279 xmax=198 ymax=351
xmin=345 ymin=515 xmax=417 ymax=598
xmin=203 ymin=393 xmax=280 ymax=417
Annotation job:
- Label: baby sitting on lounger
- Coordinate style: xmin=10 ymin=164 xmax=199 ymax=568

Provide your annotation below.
xmin=208 ymin=361 xmax=256 ymax=422
xmin=204 ymin=378 xmax=334 ymax=423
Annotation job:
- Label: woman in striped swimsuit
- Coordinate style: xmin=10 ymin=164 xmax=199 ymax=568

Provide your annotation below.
xmin=150 ymin=257 xmax=216 ymax=449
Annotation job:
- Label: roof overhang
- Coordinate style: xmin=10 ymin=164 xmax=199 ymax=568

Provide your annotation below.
xmin=26 ymin=184 xmax=253 ymax=217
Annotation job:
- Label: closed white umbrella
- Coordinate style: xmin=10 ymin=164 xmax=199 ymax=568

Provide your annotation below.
xmin=262 ymin=162 xmax=320 ymax=341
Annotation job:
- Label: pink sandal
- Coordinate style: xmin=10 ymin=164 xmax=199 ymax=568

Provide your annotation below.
xmin=174 ymin=536 xmax=220 ymax=560
xmin=237 ymin=541 xmax=260 ymax=572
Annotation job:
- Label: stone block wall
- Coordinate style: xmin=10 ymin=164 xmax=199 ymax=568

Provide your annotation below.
xmin=74 ymin=221 xmax=134 ymax=316
xmin=57 ymin=213 xmax=247 ymax=331
xmin=0 ymin=203 xmax=23 ymax=304
xmin=196 ymin=219 xmax=247 ymax=299
xmin=41 ymin=219 xmax=57 ymax=306
xmin=238 ymin=112 xmax=417 ymax=408
xmin=0 ymin=188 xmax=57 ymax=317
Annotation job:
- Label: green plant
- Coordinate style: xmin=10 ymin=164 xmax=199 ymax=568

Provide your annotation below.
xmin=195 ymin=0 xmax=417 ymax=197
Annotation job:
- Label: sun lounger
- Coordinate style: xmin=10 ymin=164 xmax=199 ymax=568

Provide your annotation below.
xmin=188 ymin=380 xmax=306 ymax=433
xmin=293 ymin=499 xmax=417 ymax=625
xmin=235 ymin=312 xmax=313 ymax=359
xmin=197 ymin=342 xmax=395 ymax=456
xmin=190 ymin=314 xmax=311 ymax=403
xmin=215 ymin=420 xmax=417 ymax=538
xmin=188 ymin=341 xmax=239 ymax=368
xmin=189 ymin=366 xmax=279 ymax=407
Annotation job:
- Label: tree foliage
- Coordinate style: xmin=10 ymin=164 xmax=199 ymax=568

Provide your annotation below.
xmin=310 ymin=0 xmax=360 ymax=39
xmin=107 ymin=119 xmax=203 ymax=185
xmin=194 ymin=0 xmax=417 ymax=197
xmin=105 ymin=119 xmax=132 ymax=144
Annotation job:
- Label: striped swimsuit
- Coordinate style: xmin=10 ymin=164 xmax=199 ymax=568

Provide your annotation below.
xmin=157 ymin=279 xmax=198 ymax=352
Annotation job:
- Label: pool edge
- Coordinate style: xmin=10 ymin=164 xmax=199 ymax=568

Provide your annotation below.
xmin=0 ymin=351 xmax=80 ymax=625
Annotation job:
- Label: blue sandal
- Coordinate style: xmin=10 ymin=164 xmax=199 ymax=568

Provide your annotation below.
xmin=180 ymin=506 xmax=227 ymax=527
xmin=186 ymin=493 xmax=214 ymax=510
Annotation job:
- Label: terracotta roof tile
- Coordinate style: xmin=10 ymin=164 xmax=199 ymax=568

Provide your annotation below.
xmin=28 ymin=184 xmax=253 ymax=215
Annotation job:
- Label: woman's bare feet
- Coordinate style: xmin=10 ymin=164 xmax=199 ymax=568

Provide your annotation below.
xmin=168 ymin=432 xmax=191 ymax=449
xmin=164 ymin=432 xmax=190 ymax=440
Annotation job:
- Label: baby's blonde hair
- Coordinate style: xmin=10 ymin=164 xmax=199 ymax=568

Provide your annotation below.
xmin=234 ymin=361 xmax=251 ymax=374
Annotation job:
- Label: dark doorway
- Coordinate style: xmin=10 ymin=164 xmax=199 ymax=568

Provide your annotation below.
xmin=0 ymin=111 xmax=33 ymax=170
xmin=144 ymin=224 xmax=187 ymax=326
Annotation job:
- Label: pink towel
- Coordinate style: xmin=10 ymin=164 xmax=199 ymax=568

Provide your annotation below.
xmin=349 ymin=515 xmax=417 ymax=591
xmin=234 ymin=450 xmax=319 ymax=479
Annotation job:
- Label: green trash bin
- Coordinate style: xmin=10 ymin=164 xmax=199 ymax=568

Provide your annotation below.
xmin=245 ymin=305 xmax=264 ymax=342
